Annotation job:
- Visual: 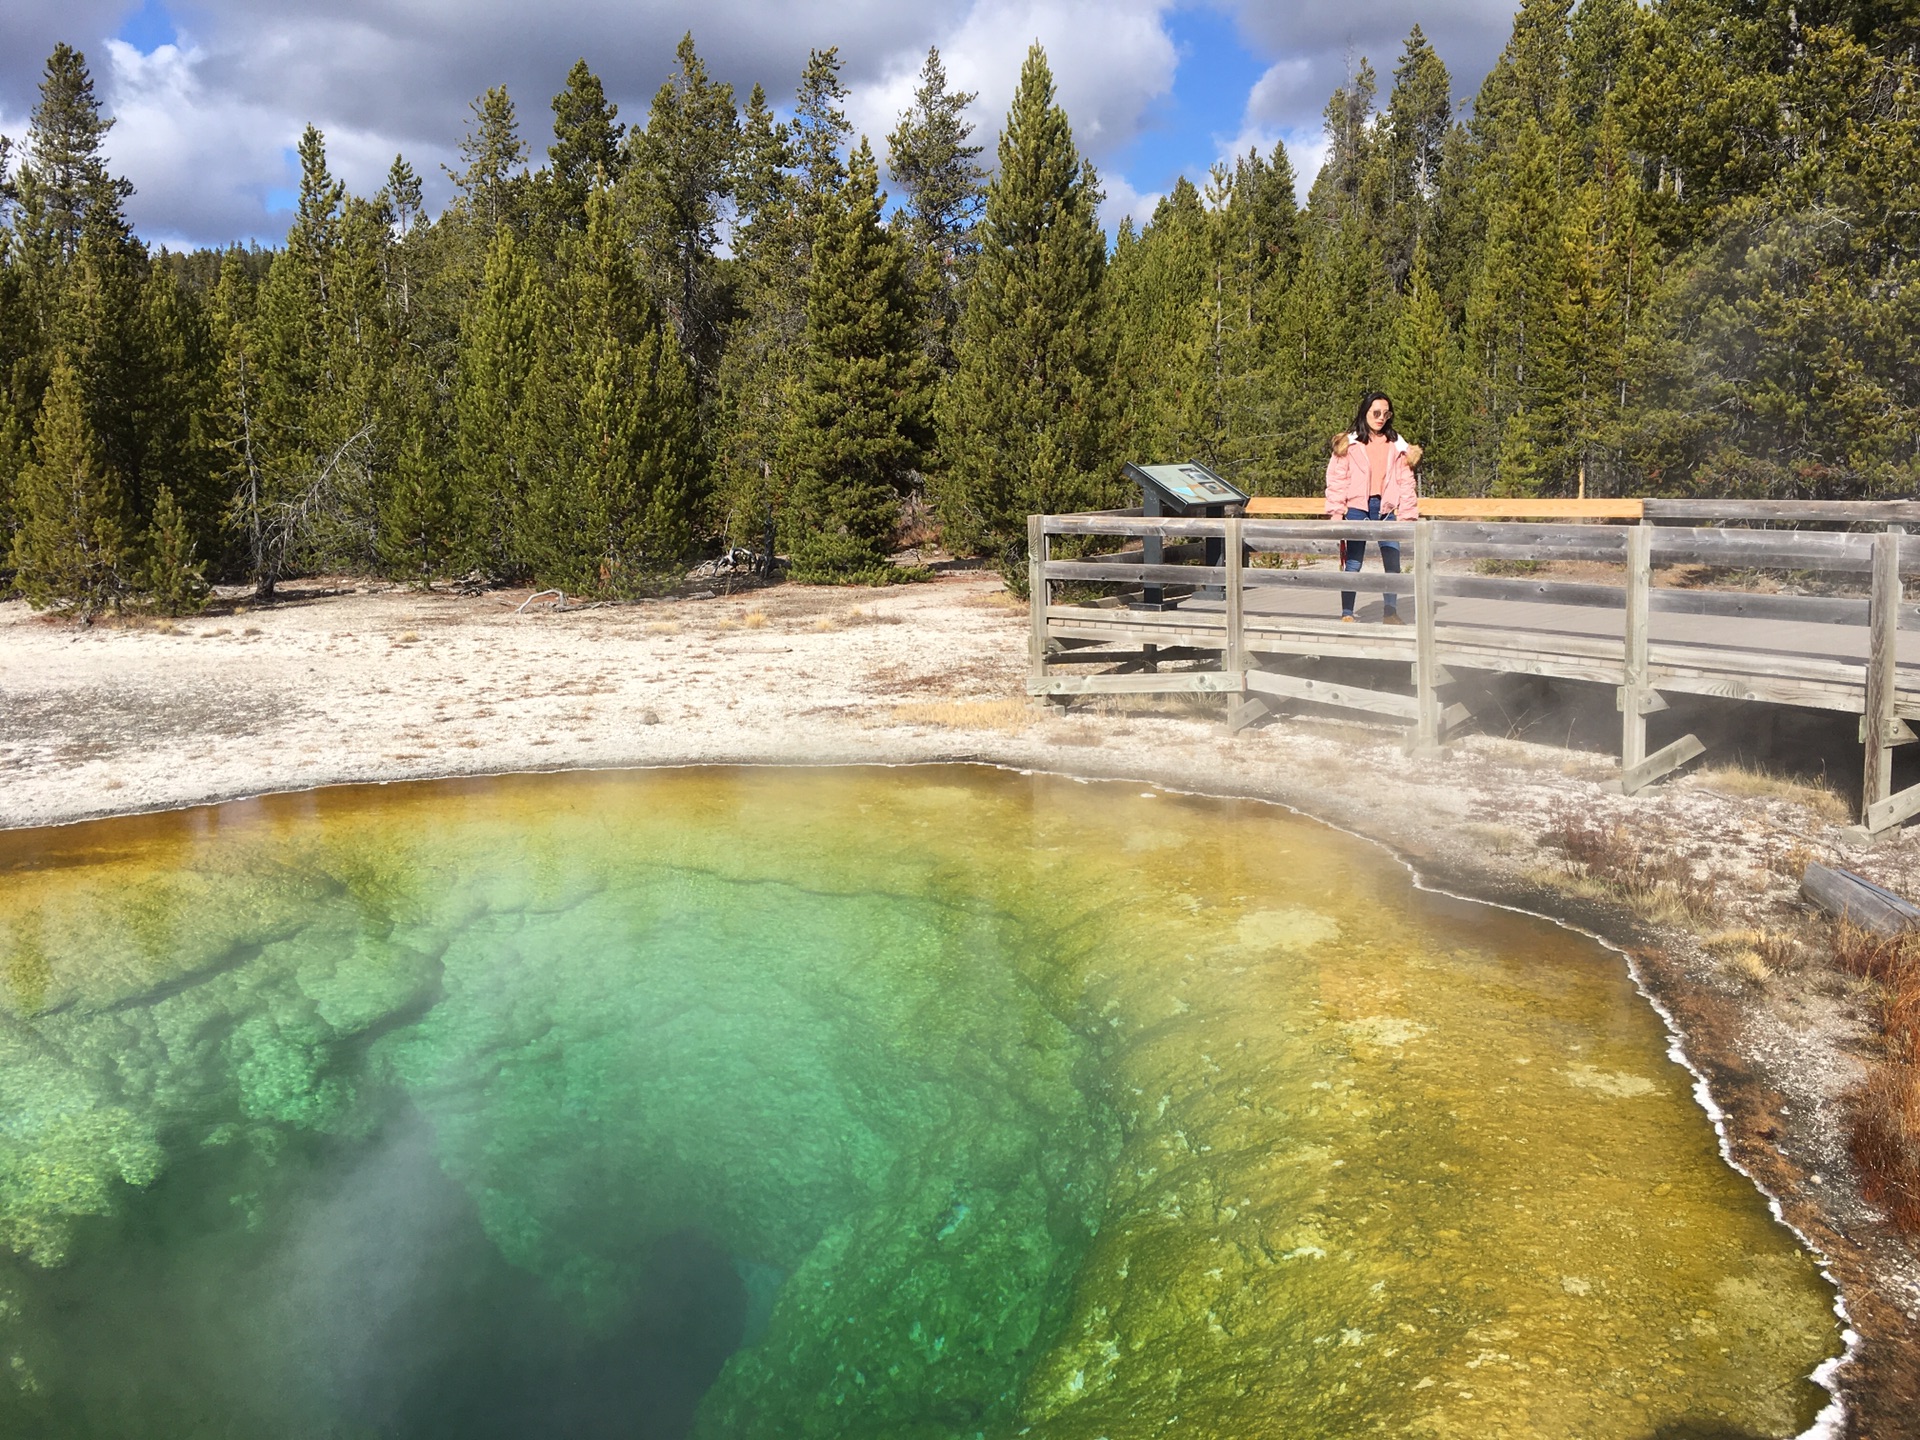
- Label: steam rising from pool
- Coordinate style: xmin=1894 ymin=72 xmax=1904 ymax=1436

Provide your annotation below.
xmin=0 ymin=767 xmax=1842 ymax=1437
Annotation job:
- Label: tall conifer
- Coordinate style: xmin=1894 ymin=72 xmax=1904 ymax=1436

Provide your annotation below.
xmin=886 ymin=48 xmax=986 ymax=373
xmin=787 ymin=141 xmax=932 ymax=580
xmin=10 ymin=357 xmax=128 ymax=616
xmin=626 ymin=34 xmax=738 ymax=377
xmin=454 ymin=223 xmax=545 ymax=576
xmin=936 ymin=45 xmax=1110 ymax=571
xmin=548 ymin=60 xmax=626 ymax=228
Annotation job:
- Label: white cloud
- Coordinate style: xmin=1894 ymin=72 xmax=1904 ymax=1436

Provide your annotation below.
xmin=1099 ymin=171 xmax=1163 ymax=234
xmin=3 ymin=0 xmax=1516 ymax=246
xmin=1224 ymin=0 xmax=1514 ymax=122
xmin=2 ymin=0 xmax=1185 ymax=246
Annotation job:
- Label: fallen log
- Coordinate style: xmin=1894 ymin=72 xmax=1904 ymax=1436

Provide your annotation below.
xmin=1799 ymin=861 xmax=1920 ymax=937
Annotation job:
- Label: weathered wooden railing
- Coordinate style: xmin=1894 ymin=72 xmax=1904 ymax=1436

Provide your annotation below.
xmin=1026 ymin=501 xmax=1920 ymax=838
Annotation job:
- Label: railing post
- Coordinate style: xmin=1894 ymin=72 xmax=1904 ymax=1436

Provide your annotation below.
xmin=1862 ymin=525 xmax=1901 ymax=819
xmin=1412 ymin=520 xmax=1442 ymax=752
xmin=1224 ymin=516 xmax=1245 ymax=684
xmin=1027 ymin=514 xmax=1049 ymax=697
xmin=1621 ymin=520 xmax=1652 ymax=774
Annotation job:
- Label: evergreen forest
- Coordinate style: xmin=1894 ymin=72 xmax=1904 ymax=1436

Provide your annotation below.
xmin=3 ymin=0 xmax=1919 ymax=614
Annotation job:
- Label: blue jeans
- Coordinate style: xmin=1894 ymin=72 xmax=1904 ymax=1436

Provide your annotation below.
xmin=1341 ymin=496 xmax=1400 ymax=617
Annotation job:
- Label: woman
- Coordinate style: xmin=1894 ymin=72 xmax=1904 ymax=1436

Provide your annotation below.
xmin=1325 ymin=392 xmax=1422 ymax=623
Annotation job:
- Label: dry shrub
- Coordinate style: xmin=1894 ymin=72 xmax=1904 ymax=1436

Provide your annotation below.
xmin=1851 ymin=1062 xmax=1920 ymax=1229
xmin=1765 ymin=836 xmax=1817 ymax=880
xmin=1695 ymin=764 xmax=1851 ymax=824
xmin=891 ymin=699 xmax=1035 ymax=735
xmin=645 ymin=621 xmax=680 ymax=635
xmin=1830 ymin=921 xmax=1920 ymax=1230
xmin=1460 ymin=822 xmax=1528 ymax=856
xmin=1544 ymin=807 xmax=1714 ymax=922
xmin=743 ymin=611 xmax=769 ymax=629
xmin=1758 ymin=928 xmax=1804 ymax=972
xmin=1829 ymin=920 xmax=1919 ymax=986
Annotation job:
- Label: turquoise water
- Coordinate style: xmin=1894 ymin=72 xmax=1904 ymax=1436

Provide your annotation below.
xmin=0 ymin=767 xmax=1842 ymax=1437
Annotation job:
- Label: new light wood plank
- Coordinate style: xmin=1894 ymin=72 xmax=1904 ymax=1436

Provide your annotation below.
xmin=1245 ymin=497 xmax=1645 ymax=519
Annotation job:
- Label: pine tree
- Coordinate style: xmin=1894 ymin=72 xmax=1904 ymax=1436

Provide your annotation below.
xmin=207 ymin=248 xmax=265 ymax=585
xmin=625 ymin=33 xmax=738 ymax=380
xmin=1206 ymin=149 xmax=1300 ymax=492
xmin=20 ymin=45 xmax=126 ymax=263
xmin=710 ymin=59 xmax=849 ymax=551
xmin=787 ymin=141 xmax=933 ymax=580
xmin=886 ymin=47 xmax=987 ymax=373
xmin=448 ymin=86 xmax=528 ymax=238
xmin=1104 ymin=179 xmax=1210 ymax=467
xmin=1385 ymin=239 xmax=1468 ymax=491
xmin=792 ymin=49 xmax=853 ymax=240
xmin=137 ymin=483 xmax=208 ymax=613
xmin=710 ymin=82 xmax=798 ymax=546
xmin=935 ymin=44 xmax=1110 ymax=574
xmin=1466 ymin=118 xmax=1569 ymax=494
xmin=1312 ymin=58 xmax=1380 ymax=228
xmin=547 ymin=59 xmax=626 ymax=228
xmin=527 ymin=194 xmax=699 ymax=595
xmin=454 ymin=223 xmax=545 ymax=575
xmin=376 ymin=376 xmax=457 ymax=585
xmin=10 ymin=357 xmax=129 ymax=617
xmin=1383 ymin=27 xmax=1453 ymax=284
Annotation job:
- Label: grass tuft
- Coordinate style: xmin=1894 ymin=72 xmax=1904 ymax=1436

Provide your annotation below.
xmin=1694 ymin=763 xmax=1850 ymax=824
xmin=1829 ymin=921 xmax=1920 ymax=1230
xmin=1542 ymin=807 xmax=1714 ymax=923
xmin=891 ymin=699 xmax=1035 ymax=735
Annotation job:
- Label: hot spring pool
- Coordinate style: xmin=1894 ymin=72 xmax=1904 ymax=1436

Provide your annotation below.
xmin=0 ymin=766 xmax=1841 ymax=1437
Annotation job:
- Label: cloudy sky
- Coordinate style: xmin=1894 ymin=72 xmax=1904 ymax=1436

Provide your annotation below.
xmin=1 ymin=0 xmax=1518 ymax=250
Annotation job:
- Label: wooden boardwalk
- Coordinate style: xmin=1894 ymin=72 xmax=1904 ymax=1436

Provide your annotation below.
xmin=1026 ymin=501 xmax=1920 ymax=839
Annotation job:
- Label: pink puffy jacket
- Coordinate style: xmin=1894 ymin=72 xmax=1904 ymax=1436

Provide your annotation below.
xmin=1324 ymin=434 xmax=1419 ymax=519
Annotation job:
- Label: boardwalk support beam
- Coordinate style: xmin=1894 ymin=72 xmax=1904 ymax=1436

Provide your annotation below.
xmin=1861 ymin=525 xmax=1905 ymax=829
xmin=1622 ymin=735 xmax=1708 ymax=795
xmin=1410 ymin=521 xmax=1444 ymax=754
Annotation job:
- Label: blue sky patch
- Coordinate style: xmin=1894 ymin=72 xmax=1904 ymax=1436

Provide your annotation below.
xmin=1110 ymin=5 xmax=1271 ymax=218
xmin=116 ymin=0 xmax=179 ymax=54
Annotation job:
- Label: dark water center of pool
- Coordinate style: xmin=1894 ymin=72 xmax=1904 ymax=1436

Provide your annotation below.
xmin=26 ymin=1105 xmax=756 ymax=1439
xmin=0 ymin=767 xmax=1842 ymax=1440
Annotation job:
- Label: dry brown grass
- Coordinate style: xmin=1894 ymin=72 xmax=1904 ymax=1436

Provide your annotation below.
xmin=891 ymin=698 xmax=1036 ymax=734
xmin=1084 ymin=692 xmax=1227 ymax=723
xmin=743 ymin=610 xmax=769 ymax=629
xmin=1830 ymin=921 xmax=1920 ymax=1229
xmin=1543 ymin=807 xmax=1714 ymax=923
xmin=1703 ymin=927 xmax=1804 ymax=985
xmin=1693 ymin=763 xmax=1851 ymax=824
xmin=1460 ymin=822 xmax=1529 ymax=856
xmin=645 ymin=621 xmax=680 ymax=635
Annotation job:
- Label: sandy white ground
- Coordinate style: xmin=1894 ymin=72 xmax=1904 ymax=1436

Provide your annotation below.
xmin=3 ymin=571 xmax=1918 ymax=1432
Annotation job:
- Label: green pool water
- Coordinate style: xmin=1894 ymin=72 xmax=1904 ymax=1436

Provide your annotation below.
xmin=0 ymin=766 xmax=1841 ymax=1438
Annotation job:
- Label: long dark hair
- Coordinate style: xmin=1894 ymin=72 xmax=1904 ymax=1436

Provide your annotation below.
xmin=1350 ymin=391 xmax=1398 ymax=443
